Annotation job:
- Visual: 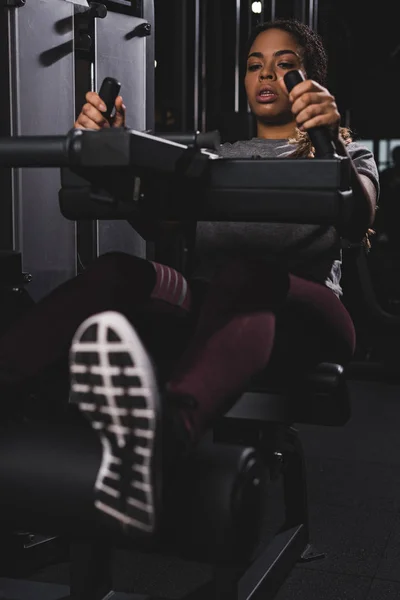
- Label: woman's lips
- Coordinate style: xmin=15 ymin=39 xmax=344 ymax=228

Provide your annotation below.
xmin=256 ymin=92 xmax=278 ymax=103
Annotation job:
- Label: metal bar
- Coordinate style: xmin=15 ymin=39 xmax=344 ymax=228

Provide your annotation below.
xmin=247 ymin=1 xmax=252 ymax=114
xmin=0 ymin=8 xmax=15 ymax=251
xmin=194 ymin=0 xmax=200 ymax=130
xmin=294 ymin=0 xmax=306 ymax=24
xmin=143 ymin=0 xmax=155 ymax=131
xmin=234 ymin=0 xmax=240 ymax=112
xmin=238 ymin=525 xmax=308 ymax=599
xmin=201 ymin=0 xmax=207 ymax=132
xmin=314 ymin=0 xmax=319 ymax=31
xmin=271 ymin=0 xmax=276 ymax=20
xmin=180 ymin=0 xmax=188 ymax=131
xmin=309 ymin=0 xmax=318 ymax=31
xmin=8 ymin=7 xmax=21 ymax=253
xmin=81 ymin=12 xmax=98 ymax=268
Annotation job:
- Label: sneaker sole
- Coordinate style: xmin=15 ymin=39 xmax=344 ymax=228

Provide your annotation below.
xmin=69 ymin=310 xmax=161 ymax=536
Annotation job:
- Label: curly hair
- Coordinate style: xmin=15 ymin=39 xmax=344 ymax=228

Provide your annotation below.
xmin=244 ymin=19 xmax=375 ymax=246
xmin=245 ymin=18 xmax=328 ymax=87
xmin=245 ymin=18 xmax=353 ymax=158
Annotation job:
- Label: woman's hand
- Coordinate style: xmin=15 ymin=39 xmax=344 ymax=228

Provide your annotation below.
xmin=74 ymin=92 xmax=126 ymax=130
xmin=281 ymin=78 xmax=340 ymax=140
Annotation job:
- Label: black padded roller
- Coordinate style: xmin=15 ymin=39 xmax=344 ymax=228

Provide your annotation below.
xmin=284 ymin=69 xmax=337 ymax=159
xmin=98 ymin=76 xmax=121 ymax=120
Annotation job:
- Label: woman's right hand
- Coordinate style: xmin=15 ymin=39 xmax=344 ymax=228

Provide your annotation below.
xmin=74 ymin=92 xmax=126 ymax=129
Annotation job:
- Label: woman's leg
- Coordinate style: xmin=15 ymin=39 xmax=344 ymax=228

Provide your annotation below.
xmin=0 ymin=252 xmax=191 ymax=394
xmin=167 ymin=258 xmax=356 ymax=443
xmin=67 ymin=256 xmax=356 ymax=538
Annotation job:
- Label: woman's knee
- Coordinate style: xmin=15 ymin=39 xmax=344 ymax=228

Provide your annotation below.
xmin=285 ymin=280 xmax=357 ymax=364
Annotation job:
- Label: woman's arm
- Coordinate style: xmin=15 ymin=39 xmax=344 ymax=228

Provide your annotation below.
xmin=334 ymin=136 xmax=377 ymax=243
xmin=288 ymin=79 xmax=378 ymax=243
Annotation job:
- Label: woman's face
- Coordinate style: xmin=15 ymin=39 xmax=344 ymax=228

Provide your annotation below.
xmin=244 ymin=28 xmax=305 ymax=125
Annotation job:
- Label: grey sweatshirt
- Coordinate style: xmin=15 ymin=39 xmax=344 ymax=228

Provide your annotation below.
xmin=193 ymin=138 xmax=379 ymax=296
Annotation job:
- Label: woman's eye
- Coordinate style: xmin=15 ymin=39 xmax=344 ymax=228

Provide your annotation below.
xmin=248 ymin=64 xmax=261 ymax=71
xmin=278 ymin=61 xmax=295 ymax=69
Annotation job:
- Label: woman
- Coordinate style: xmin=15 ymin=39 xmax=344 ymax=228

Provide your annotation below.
xmin=0 ymin=19 xmax=378 ymax=538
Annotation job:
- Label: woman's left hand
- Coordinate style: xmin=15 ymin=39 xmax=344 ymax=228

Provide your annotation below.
xmin=283 ymin=78 xmax=341 ymax=140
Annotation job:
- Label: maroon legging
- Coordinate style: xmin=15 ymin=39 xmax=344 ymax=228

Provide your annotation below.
xmin=0 ymin=252 xmax=356 ymax=442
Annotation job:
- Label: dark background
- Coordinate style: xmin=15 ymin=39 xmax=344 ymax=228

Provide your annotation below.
xmin=153 ymin=0 xmax=400 ymax=142
xmin=318 ymin=0 xmax=400 ymax=140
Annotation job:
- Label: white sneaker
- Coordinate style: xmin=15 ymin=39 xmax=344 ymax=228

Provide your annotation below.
xmin=69 ymin=310 xmax=162 ymax=537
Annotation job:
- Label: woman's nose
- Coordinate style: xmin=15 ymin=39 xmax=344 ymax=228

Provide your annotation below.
xmin=259 ymin=68 xmax=275 ymax=81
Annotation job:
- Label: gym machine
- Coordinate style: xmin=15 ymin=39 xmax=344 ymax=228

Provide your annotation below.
xmin=0 ymin=0 xmax=155 ymax=301
xmin=0 ymin=72 xmax=353 ymax=599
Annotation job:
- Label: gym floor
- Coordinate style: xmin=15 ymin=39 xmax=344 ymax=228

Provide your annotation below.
xmin=276 ymin=376 xmax=400 ymax=600
xmin=22 ymin=375 xmax=400 ymax=599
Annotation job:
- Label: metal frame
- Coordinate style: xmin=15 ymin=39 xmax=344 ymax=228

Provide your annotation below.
xmin=1 ymin=0 xmax=77 ymax=300
xmin=0 ymin=5 xmax=13 ymax=251
xmin=93 ymin=1 xmax=154 ymax=261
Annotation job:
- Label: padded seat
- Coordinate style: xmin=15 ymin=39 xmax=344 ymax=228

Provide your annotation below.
xmin=224 ymin=362 xmax=351 ymax=426
xmin=225 ymin=362 xmax=350 ymax=427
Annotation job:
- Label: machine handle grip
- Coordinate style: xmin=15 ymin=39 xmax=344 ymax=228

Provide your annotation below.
xmin=156 ymin=130 xmax=221 ymax=150
xmin=283 ymin=69 xmax=337 ymax=159
xmin=98 ymin=77 xmax=121 ymax=120
xmin=196 ymin=130 xmax=221 ymax=151
xmin=86 ymin=2 xmax=107 ymax=19
xmin=76 ymin=2 xmax=107 ymax=19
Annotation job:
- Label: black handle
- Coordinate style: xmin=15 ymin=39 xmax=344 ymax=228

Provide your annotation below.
xmin=77 ymin=2 xmax=107 ymax=20
xmin=98 ymin=77 xmax=121 ymax=120
xmin=156 ymin=130 xmax=221 ymax=150
xmin=284 ymin=70 xmax=337 ymax=159
xmin=87 ymin=2 xmax=107 ymax=19
xmin=76 ymin=2 xmax=108 ymax=23
xmin=196 ymin=130 xmax=221 ymax=151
